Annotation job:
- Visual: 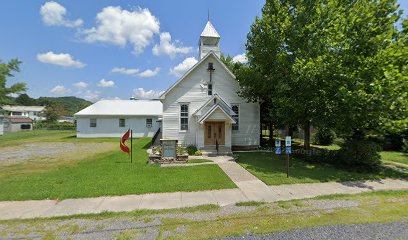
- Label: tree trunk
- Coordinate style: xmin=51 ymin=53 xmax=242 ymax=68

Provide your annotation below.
xmin=269 ymin=121 xmax=274 ymax=148
xmin=304 ymin=120 xmax=311 ymax=149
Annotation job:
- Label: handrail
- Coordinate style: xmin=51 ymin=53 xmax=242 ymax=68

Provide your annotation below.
xmin=151 ymin=127 xmax=161 ymax=146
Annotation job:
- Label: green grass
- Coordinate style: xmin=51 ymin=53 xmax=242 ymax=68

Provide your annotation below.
xmin=188 ymin=159 xmax=213 ymax=164
xmin=381 ymin=151 xmax=408 ymax=166
xmin=0 ymin=137 xmax=236 ymax=201
xmin=235 ymin=201 xmax=266 ymax=207
xmin=236 ymin=152 xmax=408 ymax=185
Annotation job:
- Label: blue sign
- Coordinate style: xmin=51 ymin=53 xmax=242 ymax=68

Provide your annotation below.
xmin=275 ymin=147 xmax=282 ymax=155
xmin=275 ymin=140 xmax=281 ymax=147
xmin=285 ymin=146 xmax=292 ymax=154
xmin=285 ymin=136 xmax=292 ymax=146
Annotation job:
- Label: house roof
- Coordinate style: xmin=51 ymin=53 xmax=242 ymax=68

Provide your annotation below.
xmin=1 ymin=105 xmax=45 ymax=112
xmin=198 ymin=104 xmax=236 ymax=124
xmin=160 ymin=51 xmax=236 ymax=100
xmin=74 ymin=100 xmax=163 ymax=117
xmin=7 ymin=116 xmax=33 ymax=123
xmin=193 ymin=93 xmax=235 ymax=116
xmin=201 ymin=21 xmax=220 ymax=38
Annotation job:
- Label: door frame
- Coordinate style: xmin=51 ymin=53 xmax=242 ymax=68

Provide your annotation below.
xmin=204 ymin=121 xmax=225 ymax=146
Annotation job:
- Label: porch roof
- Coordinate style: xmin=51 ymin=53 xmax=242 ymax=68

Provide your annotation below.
xmin=198 ymin=104 xmax=236 ymax=124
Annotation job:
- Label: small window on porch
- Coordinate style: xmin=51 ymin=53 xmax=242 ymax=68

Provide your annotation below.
xmin=180 ymin=104 xmax=189 ymax=131
xmin=231 ymin=105 xmax=239 ymax=131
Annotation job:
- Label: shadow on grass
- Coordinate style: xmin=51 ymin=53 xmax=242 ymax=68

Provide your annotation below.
xmin=237 ymin=152 xmax=408 ymax=185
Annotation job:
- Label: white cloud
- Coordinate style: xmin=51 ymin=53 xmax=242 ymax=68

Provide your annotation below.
xmin=7 ymin=93 xmax=19 ymax=98
xmin=132 ymin=88 xmax=164 ymax=99
xmin=98 ymin=79 xmax=115 ymax=88
xmin=40 ymin=1 xmax=83 ymax=28
xmin=73 ymin=81 xmax=88 ymax=90
xmin=50 ymin=85 xmax=70 ymax=95
xmin=111 ymin=67 xmax=160 ymax=78
xmin=169 ymin=57 xmax=198 ymax=77
xmin=137 ymin=67 xmax=160 ymax=78
xmin=37 ymin=51 xmax=85 ymax=68
xmin=81 ymin=6 xmax=160 ymax=54
xmin=232 ymin=53 xmax=248 ymax=64
xmin=152 ymin=32 xmax=192 ymax=58
xmin=83 ymin=90 xmax=101 ymax=102
xmin=111 ymin=67 xmax=140 ymax=75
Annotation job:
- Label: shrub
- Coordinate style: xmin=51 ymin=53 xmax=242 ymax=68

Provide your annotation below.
xmin=336 ymin=139 xmax=382 ymax=172
xmin=186 ymin=145 xmax=198 ymax=155
xmin=194 ymin=150 xmax=202 ymax=156
xmin=402 ymin=139 xmax=408 ymax=153
xmin=313 ymin=127 xmax=336 ymax=146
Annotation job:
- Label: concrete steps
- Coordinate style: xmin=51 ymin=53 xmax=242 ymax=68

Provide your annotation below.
xmin=200 ymin=146 xmax=233 ymax=156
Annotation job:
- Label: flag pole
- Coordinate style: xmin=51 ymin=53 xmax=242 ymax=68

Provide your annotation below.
xmin=130 ymin=129 xmax=133 ymax=163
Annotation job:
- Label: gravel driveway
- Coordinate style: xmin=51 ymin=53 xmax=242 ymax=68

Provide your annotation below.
xmin=220 ymin=222 xmax=408 ymax=240
xmin=0 ymin=142 xmax=115 ymax=166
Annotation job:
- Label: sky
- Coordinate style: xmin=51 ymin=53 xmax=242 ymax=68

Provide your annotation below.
xmin=0 ymin=0 xmax=407 ymax=102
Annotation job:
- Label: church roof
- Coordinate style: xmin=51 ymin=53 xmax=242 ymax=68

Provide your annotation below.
xmin=159 ymin=51 xmax=235 ymax=100
xmin=74 ymin=100 xmax=162 ymax=117
xmin=200 ymin=21 xmax=220 ymax=38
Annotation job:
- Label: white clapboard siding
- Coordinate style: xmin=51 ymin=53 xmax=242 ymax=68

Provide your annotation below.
xmin=162 ymin=53 xmax=260 ymax=148
xmin=76 ymin=116 xmax=160 ymax=138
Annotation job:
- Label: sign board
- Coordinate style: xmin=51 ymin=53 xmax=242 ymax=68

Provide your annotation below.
xmin=285 ymin=146 xmax=292 ymax=154
xmin=161 ymin=139 xmax=177 ymax=158
xmin=275 ymin=147 xmax=282 ymax=155
xmin=285 ymin=136 xmax=292 ymax=146
xmin=275 ymin=140 xmax=281 ymax=147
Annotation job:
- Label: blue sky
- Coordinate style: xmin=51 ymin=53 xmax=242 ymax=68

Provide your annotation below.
xmin=1 ymin=0 xmax=407 ymax=102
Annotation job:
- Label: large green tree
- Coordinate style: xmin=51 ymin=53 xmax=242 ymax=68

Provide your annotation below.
xmin=241 ymin=0 xmax=405 ymax=148
xmin=0 ymin=59 xmax=27 ymax=105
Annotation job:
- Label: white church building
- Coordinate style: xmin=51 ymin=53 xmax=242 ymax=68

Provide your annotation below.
xmin=74 ymin=20 xmax=260 ymax=151
xmin=160 ymin=21 xmax=260 ymax=151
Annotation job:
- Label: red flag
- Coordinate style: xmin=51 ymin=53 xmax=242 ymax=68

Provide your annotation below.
xmin=120 ymin=129 xmax=130 ymax=155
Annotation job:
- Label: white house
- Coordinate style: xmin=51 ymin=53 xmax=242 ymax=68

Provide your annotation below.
xmin=160 ymin=21 xmax=260 ymax=151
xmin=3 ymin=116 xmax=33 ymax=132
xmin=1 ymin=105 xmax=46 ymax=121
xmin=74 ymin=100 xmax=162 ymax=138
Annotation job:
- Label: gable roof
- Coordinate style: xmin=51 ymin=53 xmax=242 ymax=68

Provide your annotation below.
xmin=74 ymin=100 xmax=162 ymax=117
xmin=198 ymin=104 xmax=236 ymax=124
xmin=7 ymin=116 xmax=33 ymax=123
xmin=160 ymin=51 xmax=236 ymax=100
xmin=1 ymin=105 xmax=45 ymax=112
xmin=201 ymin=21 xmax=220 ymax=38
xmin=193 ymin=93 xmax=235 ymax=116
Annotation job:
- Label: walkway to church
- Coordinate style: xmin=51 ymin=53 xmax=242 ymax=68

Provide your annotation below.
xmin=0 ymin=156 xmax=407 ymax=220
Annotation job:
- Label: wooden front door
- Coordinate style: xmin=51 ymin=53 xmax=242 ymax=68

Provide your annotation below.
xmin=204 ymin=122 xmax=225 ymax=145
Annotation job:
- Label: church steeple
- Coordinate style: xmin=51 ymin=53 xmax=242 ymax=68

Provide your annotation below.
xmin=199 ymin=21 xmax=220 ymax=59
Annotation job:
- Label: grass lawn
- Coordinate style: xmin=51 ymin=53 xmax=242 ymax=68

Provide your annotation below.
xmin=237 ymin=152 xmax=408 ymax=185
xmin=381 ymin=151 xmax=408 ymax=166
xmin=0 ymin=134 xmax=235 ymax=201
xmin=188 ymin=159 xmax=213 ymax=164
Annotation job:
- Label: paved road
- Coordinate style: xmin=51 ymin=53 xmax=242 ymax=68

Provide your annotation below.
xmin=220 ymin=222 xmax=408 ymax=240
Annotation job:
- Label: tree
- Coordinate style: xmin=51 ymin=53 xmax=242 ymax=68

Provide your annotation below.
xmin=242 ymin=0 xmax=405 ymax=148
xmin=15 ymin=93 xmax=37 ymax=106
xmin=0 ymin=59 xmax=27 ymax=105
xmin=44 ymin=103 xmax=68 ymax=123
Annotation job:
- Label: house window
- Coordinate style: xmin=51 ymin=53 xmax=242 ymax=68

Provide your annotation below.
xmin=12 ymin=112 xmax=22 ymax=116
xmin=146 ymin=118 xmax=152 ymax=128
xmin=90 ymin=118 xmax=97 ymax=128
xmin=208 ymin=83 xmax=213 ymax=95
xmin=21 ymin=124 xmax=31 ymax=130
xmin=180 ymin=104 xmax=189 ymax=131
xmin=119 ymin=118 xmax=125 ymax=127
xmin=231 ymin=105 xmax=239 ymax=130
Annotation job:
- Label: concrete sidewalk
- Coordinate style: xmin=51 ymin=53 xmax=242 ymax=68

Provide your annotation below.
xmin=0 ymin=178 xmax=407 ymax=220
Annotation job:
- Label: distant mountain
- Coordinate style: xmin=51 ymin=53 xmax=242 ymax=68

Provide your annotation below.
xmin=37 ymin=96 xmax=92 ymax=116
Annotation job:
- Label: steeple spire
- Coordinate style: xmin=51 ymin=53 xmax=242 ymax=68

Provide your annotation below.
xmin=198 ymin=19 xmax=221 ymax=59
